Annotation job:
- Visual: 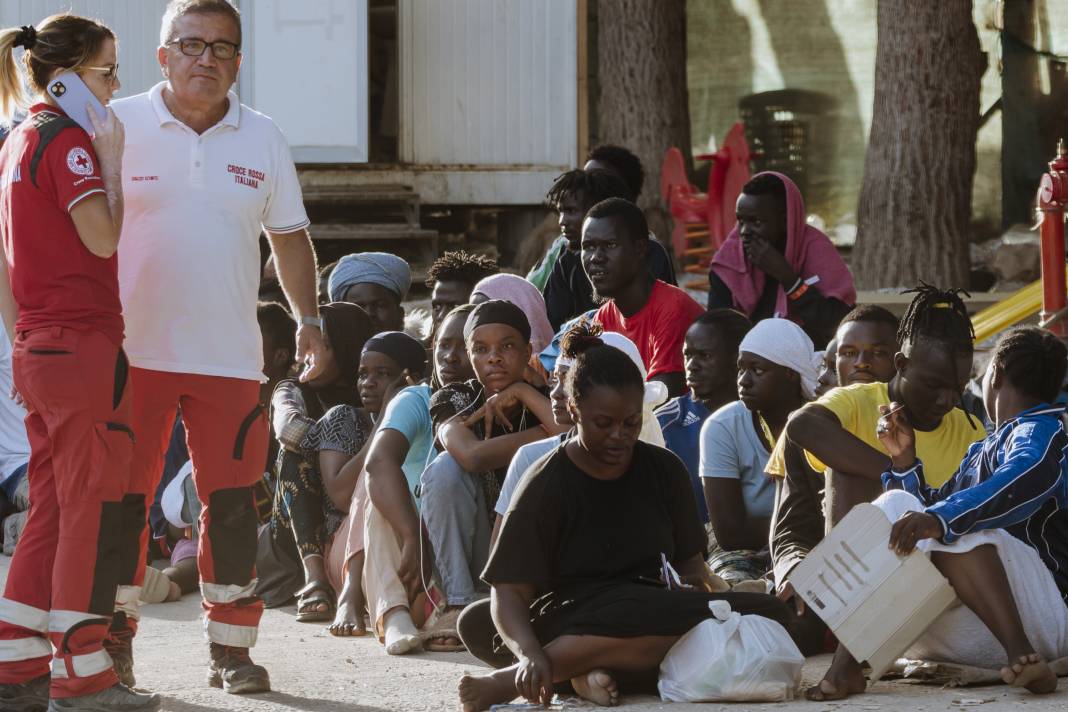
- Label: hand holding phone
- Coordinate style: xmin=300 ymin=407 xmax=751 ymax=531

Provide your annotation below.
xmin=85 ymin=104 xmax=124 ymax=176
xmin=47 ymin=72 xmax=124 ymax=175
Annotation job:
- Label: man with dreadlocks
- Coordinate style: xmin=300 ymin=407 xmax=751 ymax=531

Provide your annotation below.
xmin=425 ymin=251 xmax=498 ymax=338
xmin=781 ymin=284 xmax=988 ymax=696
xmin=785 ymin=283 xmax=985 ymax=525
xmin=801 ymin=324 xmax=1068 ymax=700
xmin=537 ymin=169 xmax=677 ymax=331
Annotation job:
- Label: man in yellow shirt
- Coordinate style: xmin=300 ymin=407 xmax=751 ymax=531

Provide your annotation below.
xmin=783 ymin=285 xmax=986 ymax=700
xmin=786 ymin=286 xmax=984 ymax=526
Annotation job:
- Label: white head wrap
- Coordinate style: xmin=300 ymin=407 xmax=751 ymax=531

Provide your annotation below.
xmin=161 ymin=461 xmax=195 ymax=529
xmin=737 ymin=318 xmax=822 ymax=400
xmin=556 ymin=330 xmax=667 ymax=446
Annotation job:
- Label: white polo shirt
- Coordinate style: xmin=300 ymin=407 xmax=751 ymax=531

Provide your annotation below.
xmin=112 ymin=82 xmax=309 ymax=381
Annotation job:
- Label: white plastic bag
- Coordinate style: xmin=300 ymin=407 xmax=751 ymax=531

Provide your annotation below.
xmin=657 ymin=600 xmax=804 ymax=702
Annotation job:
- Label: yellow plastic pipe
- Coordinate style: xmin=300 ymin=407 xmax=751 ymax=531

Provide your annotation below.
xmin=971 ymin=266 xmax=1068 ymax=343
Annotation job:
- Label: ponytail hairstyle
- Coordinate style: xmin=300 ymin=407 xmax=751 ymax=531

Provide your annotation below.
xmin=0 ymin=14 xmax=115 ymax=125
xmin=559 ymin=318 xmax=604 ymax=360
xmin=560 ymin=320 xmax=643 ymax=404
xmin=991 ymin=327 xmax=1068 ymax=404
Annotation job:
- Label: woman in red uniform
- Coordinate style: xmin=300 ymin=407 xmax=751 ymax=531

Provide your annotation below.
xmin=0 ymin=14 xmax=159 ymax=712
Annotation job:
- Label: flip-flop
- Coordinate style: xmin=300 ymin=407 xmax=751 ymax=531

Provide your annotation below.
xmin=295 ymin=580 xmax=336 ymax=623
xmin=420 ymin=608 xmax=465 ymax=652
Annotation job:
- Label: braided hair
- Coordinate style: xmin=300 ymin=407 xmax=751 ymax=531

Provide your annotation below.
xmin=991 ymin=327 xmax=1068 ymax=403
xmin=898 ymin=283 xmax=976 ymax=425
xmin=897 ymin=282 xmax=974 ymax=356
xmin=560 ymin=320 xmax=643 ymax=403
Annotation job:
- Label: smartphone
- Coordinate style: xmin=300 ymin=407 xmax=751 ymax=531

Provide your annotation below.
xmin=46 ymin=72 xmax=107 ymax=136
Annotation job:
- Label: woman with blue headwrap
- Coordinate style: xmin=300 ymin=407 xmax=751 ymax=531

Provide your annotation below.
xmin=327 ymin=252 xmax=411 ymax=334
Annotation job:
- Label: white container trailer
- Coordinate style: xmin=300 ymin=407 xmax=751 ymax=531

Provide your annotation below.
xmin=1 ymin=0 xmax=582 ymax=205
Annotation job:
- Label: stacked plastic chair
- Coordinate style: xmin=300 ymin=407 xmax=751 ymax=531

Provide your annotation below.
xmin=661 ymin=123 xmax=751 ymax=291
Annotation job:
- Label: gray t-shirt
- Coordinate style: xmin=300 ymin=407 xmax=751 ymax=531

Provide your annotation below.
xmin=495 ymin=434 xmax=569 ymax=516
xmin=698 ymin=400 xmax=774 ymax=519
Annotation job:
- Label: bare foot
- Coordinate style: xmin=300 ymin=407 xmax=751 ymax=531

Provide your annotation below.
xmin=1001 ymin=653 xmax=1058 ymax=694
xmin=458 ymin=672 xmax=515 ymax=712
xmin=329 ymin=579 xmax=367 ymax=637
xmin=571 ymin=669 xmax=619 ymax=707
xmin=804 ymin=654 xmax=866 ymax=701
xmin=424 ymin=607 xmax=465 ymax=651
xmin=705 ymin=572 xmax=730 ymax=592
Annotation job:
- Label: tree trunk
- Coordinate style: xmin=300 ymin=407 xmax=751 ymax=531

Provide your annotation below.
xmin=596 ymin=0 xmax=691 ymax=246
xmin=853 ymin=0 xmax=985 ymax=289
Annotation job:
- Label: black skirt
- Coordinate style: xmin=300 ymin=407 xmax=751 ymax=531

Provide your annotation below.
xmin=507 ymin=581 xmax=795 ymax=648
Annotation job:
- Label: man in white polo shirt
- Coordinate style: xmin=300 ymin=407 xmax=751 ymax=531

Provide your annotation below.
xmin=107 ymin=0 xmax=325 ymax=694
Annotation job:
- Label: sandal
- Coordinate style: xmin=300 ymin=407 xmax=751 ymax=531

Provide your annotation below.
xmin=420 ymin=607 xmax=465 ymax=652
xmin=295 ymin=580 xmax=336 ymax=623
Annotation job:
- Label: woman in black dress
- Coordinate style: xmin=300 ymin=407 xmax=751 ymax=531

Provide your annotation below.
xmin=458 ymin=337 xmax=796 ymax=710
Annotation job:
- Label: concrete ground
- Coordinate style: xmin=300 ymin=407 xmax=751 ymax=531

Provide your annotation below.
xmin=3 ymin=557 xmax=1065 ymax=711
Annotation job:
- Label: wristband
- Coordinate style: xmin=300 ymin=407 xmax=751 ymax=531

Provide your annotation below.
xmin=300 ymin=315 xmax=323 ymax=329
xmin=787 ymin=282 xmax=808 ymax=301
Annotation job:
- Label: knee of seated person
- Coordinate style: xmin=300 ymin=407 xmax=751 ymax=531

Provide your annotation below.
xmin=827 ymin=470 xmax=881 ymax=513
xmin=456 ymin=599 xmax=490 ymax=645
xmin=422 ymin=455 xmax=471 ymax=500
xmin=871 ymin=489 xmax=923 ymax=521
xmin=457 ymin=599 xmax=509 ymax=667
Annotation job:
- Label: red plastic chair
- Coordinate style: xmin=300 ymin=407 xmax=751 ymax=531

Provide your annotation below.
xmin=660 ymin=147 xmax=708 ymax=257
xmin=681 ymin=123 xmax=751 ymax=289
xmin=706 ymin=122 xmax=751 ymax=247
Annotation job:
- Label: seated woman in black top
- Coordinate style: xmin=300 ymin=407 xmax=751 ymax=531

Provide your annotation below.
xmin=458 ymin=337 xmax=795 ymax=711
xmin=707 ymin=172 xmax=855 ymax=349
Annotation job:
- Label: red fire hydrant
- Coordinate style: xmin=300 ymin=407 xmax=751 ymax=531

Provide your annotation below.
xmin=1038 ymin=139 xmax=1068 ymax=337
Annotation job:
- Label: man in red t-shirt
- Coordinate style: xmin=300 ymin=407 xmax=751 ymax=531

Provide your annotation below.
xmin=587 ymin=198 xmax=704 ymax=397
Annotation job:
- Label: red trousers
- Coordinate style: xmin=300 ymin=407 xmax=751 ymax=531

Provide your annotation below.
xmin=0 ymin=327 xmax=134 ymax=698
xmin=117 ymin=368 xmax=267 ymax=648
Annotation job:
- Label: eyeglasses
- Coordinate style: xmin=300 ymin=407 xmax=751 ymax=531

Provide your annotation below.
xmin=82 ymin=64 xmax=119 ymax=84
xmin=166 ymin=37 xmax=240 ymax=60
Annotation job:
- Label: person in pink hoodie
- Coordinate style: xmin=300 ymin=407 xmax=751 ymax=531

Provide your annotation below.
xmin=707 ymin=172 xmax=856 ymax=349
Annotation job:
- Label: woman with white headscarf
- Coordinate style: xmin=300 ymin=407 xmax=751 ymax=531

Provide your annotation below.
xmin=698 ymin=317 xmax=820 ymax=586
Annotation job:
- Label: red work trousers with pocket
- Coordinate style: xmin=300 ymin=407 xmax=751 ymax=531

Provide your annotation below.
xmin=115 ymin=368 xmax=267 ymax=648
xmin=0 ymin=327 xmax=135 ymax=699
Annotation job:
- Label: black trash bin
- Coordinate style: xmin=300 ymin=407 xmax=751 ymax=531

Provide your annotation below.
xmin=738 ymin=89 xmax=837 ymax=203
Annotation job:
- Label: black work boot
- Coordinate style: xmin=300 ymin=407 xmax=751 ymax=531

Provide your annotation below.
xmin=103 ymin=612 xmax=135 ymax=688
xmin=206 ymin=643 xmax=270 ymax=694
xmin=0 ymin=672 xmax=49 ymax=711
